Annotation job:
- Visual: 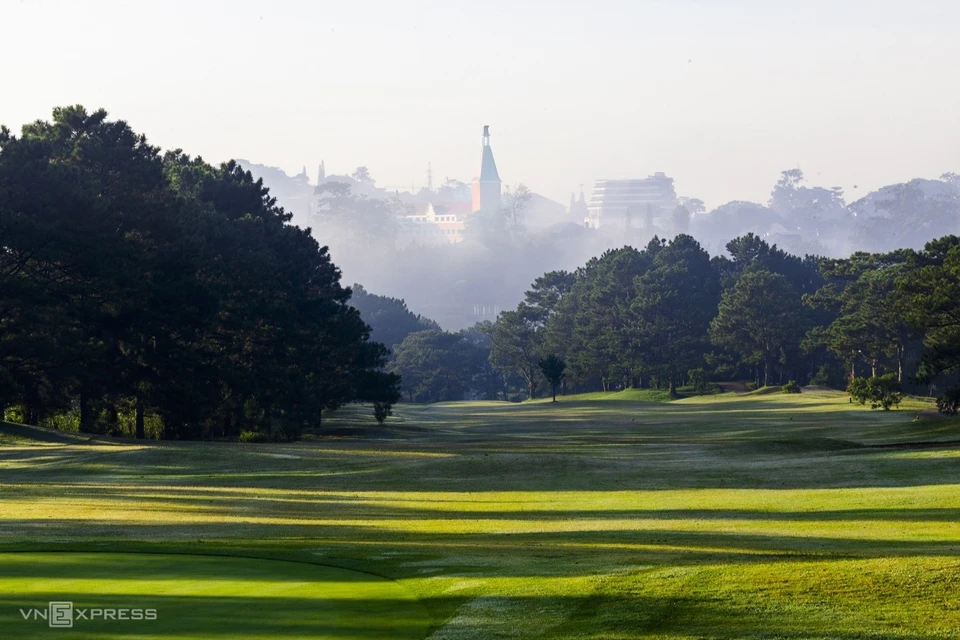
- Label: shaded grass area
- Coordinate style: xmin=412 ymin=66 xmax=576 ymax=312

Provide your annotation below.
xmin=0 ymin=421 xmax=107 ymax=445
xmin=1 ymin=391 xmax=959 ymax=638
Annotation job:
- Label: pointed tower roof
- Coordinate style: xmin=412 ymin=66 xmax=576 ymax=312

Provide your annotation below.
xmin=479 ymin=125 xmax=500 ymax=183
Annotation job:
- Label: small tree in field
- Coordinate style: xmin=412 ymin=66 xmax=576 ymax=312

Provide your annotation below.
xmin=782 ymin=380 xmax=801 ymax=394
xmin=687 ymin=368 xmax=712 ymax=396
xmin=538 ymin=355 xmax=566 ymax=402
xmin=373 ymin=402 xmax=392 ymax=425
xmin=847 ymin=375 xmax=902 ymax=410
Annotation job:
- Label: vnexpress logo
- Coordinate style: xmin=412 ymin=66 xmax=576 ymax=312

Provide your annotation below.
xmin=20 ymin=601 xmax=158 ymax=628
xmin=48 ymin=601 xmax=73 ymax=628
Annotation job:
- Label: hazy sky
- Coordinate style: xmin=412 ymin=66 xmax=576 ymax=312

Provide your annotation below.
xmin=3 ymin=0 xmax=959 ymax=208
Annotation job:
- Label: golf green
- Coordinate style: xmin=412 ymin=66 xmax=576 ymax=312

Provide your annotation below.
xmin=0 ymin=552 xmax=432 ymax=639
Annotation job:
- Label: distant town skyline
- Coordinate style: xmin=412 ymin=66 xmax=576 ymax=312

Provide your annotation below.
xmin=3 ymin=0 xmax=959 ymax=209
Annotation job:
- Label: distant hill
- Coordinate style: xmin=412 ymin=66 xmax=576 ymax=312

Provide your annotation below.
xmin=850 ymin=177 xmax=960 ymax=219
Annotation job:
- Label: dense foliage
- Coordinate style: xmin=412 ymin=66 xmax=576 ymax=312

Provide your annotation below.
xmin=478 ymin=233 xmax=960 ymax=413
xmin=0 ymin=107 xmax=399 ymax=439
xmin=847 ymin=375 xmax=903 ymax=411
xmin=349 ymin=284 xmax=439 ymax=349
xmin=4 ymin=107 xmax=959 ymax=427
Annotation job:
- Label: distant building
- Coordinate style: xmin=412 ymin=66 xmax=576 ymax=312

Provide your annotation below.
xmin=471 ymin=126 xmax=502 ymax=213
xmin=568 ymin=185 xmax=588 ymax=223
xmin=398 ymin=202 xmax=472 ymax=246
xmin=584 ymin=173 xmax=678 ymax=229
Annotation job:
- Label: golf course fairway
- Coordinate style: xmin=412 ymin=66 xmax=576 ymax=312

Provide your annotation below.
xmin=0 ymin=552 xmax=431 ymax=639
xmin=3 ymin=390 xmax=960 ymax=637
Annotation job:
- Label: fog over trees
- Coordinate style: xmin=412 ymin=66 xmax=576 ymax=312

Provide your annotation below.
xmin=243 ymin=160 xmax=960 ymax=332
xmin=3 ymin=106 xmax=960 ymax=439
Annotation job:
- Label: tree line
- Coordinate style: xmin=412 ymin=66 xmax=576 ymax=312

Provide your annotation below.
xmin=383 ymin=232 xmax=960 ymax=413
xmin=0 ymin=107 xmax=399 ymax=440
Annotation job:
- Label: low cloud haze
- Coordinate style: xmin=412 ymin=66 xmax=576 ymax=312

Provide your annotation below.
xmin=3 ymin=0 xmax=959 ymax=208
xmin=241 ymin=154 xmax=960 ymax=330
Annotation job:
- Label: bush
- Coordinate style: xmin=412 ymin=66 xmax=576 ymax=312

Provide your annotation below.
xmin=745 ymin=382 xmax=758 ymax=392
xmin=373 ymin=402 xmax=392 ymax=425
xmin=782 ymin=380 xmax=801 ymax=394
xmin=239 ymin=430 xmax=271 ymax=443
xmin=847 ymin=374 xmax=903 ymax=411
xmin=40 ymin=409 xmax=81 ymax=432
xmin=3 ymin=405 xmax=26 ymax=424
xmin=687 ymin=368 xmax=713 ymax=396
xmin=937 ymin=387 xmax=960 ymax=416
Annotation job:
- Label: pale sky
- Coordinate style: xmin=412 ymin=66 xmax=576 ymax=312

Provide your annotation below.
xmin=3 ymin=0 xmax=959 ymax=208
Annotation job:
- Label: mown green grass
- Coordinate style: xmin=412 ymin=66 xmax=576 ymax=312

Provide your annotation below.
xmin=0 ymin=552 xmax=430 ymax=639
xmin=1 ymin=390 xmax=959 ymax=638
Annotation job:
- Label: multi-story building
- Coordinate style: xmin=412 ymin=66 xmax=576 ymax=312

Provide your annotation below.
xmin=398 ymin=202 xmax=472 ymax=246
xmin=584 ymin=173 xmax=678 ymax=230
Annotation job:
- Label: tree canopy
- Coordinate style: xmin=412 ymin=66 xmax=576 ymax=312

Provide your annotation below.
xmin=0 ymin=106 xmax=399 ymax=439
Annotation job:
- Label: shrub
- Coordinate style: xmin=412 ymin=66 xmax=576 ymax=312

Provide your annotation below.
xmin=937 ymin=387 xmax=960 ymax=416
xmin=847 ymin=374 xmax=903 ymax=411
xmin=687 ymin=368 xmax=712 ymax=396
xmin=373 ymin=402 xmax=392 ymax=425
xmin=3 ymin=405 xmax=26 ymax=424
xmin=40 ymin=409 xmax=81 ymax=432
xmin=745 ymin=382 xmax=758 ymax=392
xmin=239 ymin=430 xmax=271 ymax=443
xmin=847 ymin=377 xmax=869 ymax=404
xmin=782 ymin=380 xmax=801 ymax=394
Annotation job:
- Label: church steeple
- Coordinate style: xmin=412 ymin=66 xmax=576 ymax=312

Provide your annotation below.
xmin=479 ymin=125 xmax=500 ymax=183
xmin=472 ymin=125 xmax=502 ymax=213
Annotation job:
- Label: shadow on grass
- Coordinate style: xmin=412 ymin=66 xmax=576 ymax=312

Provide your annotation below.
xmin=0 ymin=589 xmax=947 ymax=640
xmin=5 ymin=518 xmax=960 ymax=572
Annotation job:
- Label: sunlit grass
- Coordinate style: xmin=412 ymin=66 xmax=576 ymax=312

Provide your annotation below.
xmin=2 ymin=391 xmax=960 ymax=638
xmin=0 ymin=553 xmax=430 ymax=640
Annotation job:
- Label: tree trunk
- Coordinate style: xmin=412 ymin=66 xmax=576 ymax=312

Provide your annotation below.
xmin=0 ymin=396 xmax=5 ymax=422
xmin=106 ymin=403 xmax=119 ymax=435
xmin=79 ymin=390 xmax=94 ymax=433
xmin=871 ymin=357 xmax=878 ymax=378
xmin=669 ymin=379 xmax=677 ymax=397
xmin=552 ymin=384 xmax=557 ymax=403
xmin=897 ymin=345 xmax=904 ymax=383
xmin=763 ymin=360 xmax=770 ymax=387
xmin=135 ymin=396 xmax=145 ymax=439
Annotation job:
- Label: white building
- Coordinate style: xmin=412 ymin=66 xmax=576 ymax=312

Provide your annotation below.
xmin=585 ymin=173 xmax=678 ymax=230
xmin=398 ymin=202 xmax=471 ymax=246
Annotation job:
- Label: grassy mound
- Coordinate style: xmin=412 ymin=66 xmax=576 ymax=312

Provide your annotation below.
xmin=0 ymin=421 xmax=101 ymax=445
xmin=741 ymin=384 xmax=787 ymax=396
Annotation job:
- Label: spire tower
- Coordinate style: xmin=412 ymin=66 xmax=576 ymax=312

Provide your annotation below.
xmin=472 ymin=125 xmax=502 ymax=213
